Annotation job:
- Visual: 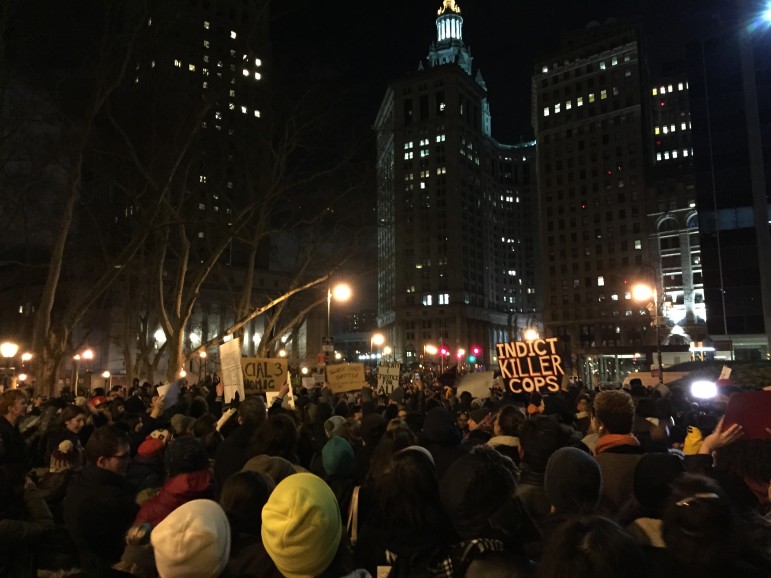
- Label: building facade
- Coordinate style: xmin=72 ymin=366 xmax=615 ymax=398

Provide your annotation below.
xmin=375 ymin=0 xmax=536 ymax=366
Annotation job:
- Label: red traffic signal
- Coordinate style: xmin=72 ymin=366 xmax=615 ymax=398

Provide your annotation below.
xmin=439 ymin=347 xmax=449 ymax=357
xmin=471 ymin=346 xmax=480 ymax=356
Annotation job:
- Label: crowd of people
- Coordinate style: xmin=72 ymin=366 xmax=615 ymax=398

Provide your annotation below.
xmin=0 ymin=372 xmax=769 ymax=578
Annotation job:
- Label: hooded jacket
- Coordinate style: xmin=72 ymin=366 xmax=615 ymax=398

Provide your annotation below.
xmin=134 ymin=469 xmax=214 ymax=527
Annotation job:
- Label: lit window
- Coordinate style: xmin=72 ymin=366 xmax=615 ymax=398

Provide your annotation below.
xmin=611 ymin=294 xmax=619 ymax=301
xmin=422 ymin=295 xmax=433 ymax=306
xmin=199 ymin=175 xmax=207 ymax=183
xmin=656 ymin=152 xmax=661 ymax=161
xmin=678 ymin=82 xmax=684 ymax=90
xmin=672 ymin=150 xmax=678 ymax=158
xmin=600 ymin=61 xmax=606 ymax=70
xmin=577 ymin=97 xmax=584 ymax=106
xmin=405 ymin=141 xmax=414 ymax=149
xmin=436 ymin=134 xmax=445 ymax=142
xmin=198 ymin=232 xmax=205 ymax=238
xmin=419 ymin=139 xmax=430 ymax=146
xmin=566 ymin=100 xmax=572 ymax=109
xmin=188 ymin=64 xmax=196 ymax=72
xmin=555 ymin=103 xmax=561 ymax=113
xmin=667 ymin=84 xmax=673 ymax=93
xmin=403 ymin=152 xmax=413 ymax=160
xmin=681 ymin=122 xmax=687 ymax=130
xmin=215 ymin=111 xmax=222 ymax=120
xmin=204 ymin=21 xmax=210 ymax=29
xmin=589 ymin=93 xmax=595 ymax=103
xmin=660 ymin=86 xmax=666 ymax=94
xmin=543 ymin=107 xmax=550 ymax=117
xmin=664 ymin=152 xmax=670 ymax=159
xmin=683 ymin=149 xmax=689 ymax=157
xmin=438 ymin=293 xmax=449 ymax=305
xmin=241 ymin=106 xmax=247 ymax=114
xmin=670 ymin=124 xmax=676 ymax=132
xmin=612 ymin=56 xmax=618 ymax=66
xmin=542 ymin=65 xmax=548 ymax=73
xmin=242 ymin=69 xmax=249 ymax=76
xmin=230 ymin=30 xmax=237 ymax=39
xmin=600 ymin=90 xmax=607 ymax=100
xmin=663 ymin=126 xmax=669 ymax=134
xmin=654 ymin=126 xmax=660 ymax=135
xmin=198 ymin=203 xmax=205 ymax=210
xmin=202 ymin=81 xmax=208 ymax=89
xmin=254 ymin=110 xmax=260 ymax=117
xmin=634 ymin=239 xmax=642 ymax=250
xmin=652 ymin=87 xmax=658 ymax=96
xmin=174 ymin=59 xmax=182 ymax=67
xmin=255 ymin=58 xmax=262 ymax=67
xmin=228 ymin=102 xmax=235 ymax=110
xmin=597 ymin=276 xmax=605 ymax=286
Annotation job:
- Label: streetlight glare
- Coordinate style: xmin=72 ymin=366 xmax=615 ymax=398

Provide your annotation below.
xmin=371 ymin=333 xmax=385 ymax=347
xmin=82 ymin=349 xmax=94 ymax=360
xmin=383 ymin=346 xmax=392 ymax=356
xmin=199 ymin=350 xmax=207 ymax=359
xmin=523 ymin=328 xmax=539 ymax=341
xmin=178 ymin=369 xmax=187 ymax=378
xmin=631 ymin=283 xmax=654 ymax=302
xmin=764 ymin=5 xmax=771 ymax=23
xmin=424 ymin=344 xmax=438 ymax=355
xmin=0 ymin=342 xmax=19 ymax=358
xmin=17 ymin=373 xmax=28 ymax=382
xmin=101 ymin=370 xmax=111 ymax=378
xmin=21 ymin=352 xmax=32 ymax=362
xmin=331 ymin=283 xmax=352 ymax=303
xmin=691 ymin=380 xmax=717 ymax=399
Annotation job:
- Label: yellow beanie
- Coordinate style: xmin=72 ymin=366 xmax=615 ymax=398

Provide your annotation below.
xmin=261 ymin=473 xmax=342 ymax=578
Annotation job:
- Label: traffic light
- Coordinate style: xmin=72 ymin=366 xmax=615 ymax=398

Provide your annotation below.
xmin=439 ymin=346 xmax=449 ymax=357
xmin=471 ymin=346 xmax=480 ymax=356
xmin=468 ymin=355 xmax=477 ymax=364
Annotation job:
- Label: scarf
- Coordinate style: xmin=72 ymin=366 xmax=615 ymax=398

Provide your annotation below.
xmin=594 ymin=433 xmax=640 ymax=455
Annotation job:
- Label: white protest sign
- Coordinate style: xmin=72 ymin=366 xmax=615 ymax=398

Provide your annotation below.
xmin=377 ymin=361 xmax=401 ymax=394
xmin=719 ymin=365 xmax=732 ymax=381
xmin=456 ymin=371 xmax=495 ymax=399
xmin=219 ymin=338 xmax=244 ymax=403
xmin=326 ymin=363 xmax=366 ymax=393
xmin=302 ymin=376 xmax=316 ymax=389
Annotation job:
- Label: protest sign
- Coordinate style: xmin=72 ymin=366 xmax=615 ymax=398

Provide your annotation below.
xmin=242 ymin=357 xmax=288 ymax=394
xmin=326 ymin=363 xmax=365 ymax=393
xmin=302 ymin=376 xmax=316 ymax=388
xmin=219 ymin=338 xmax=244 ymax=403
xmin=456 ymin=371 xmax=494 ymax=399
xmin=495 ymin=338 xmax=564 ymax=394
xmin=377 ymin=361 xmax=401 ymax=394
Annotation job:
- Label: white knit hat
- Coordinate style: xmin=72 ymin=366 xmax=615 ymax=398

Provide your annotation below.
xmin=151 ymin=499 xmax=231 ymax=578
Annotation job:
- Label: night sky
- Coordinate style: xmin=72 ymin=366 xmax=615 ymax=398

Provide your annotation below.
xmin=273 ymin=0 xmax=723 ymax=144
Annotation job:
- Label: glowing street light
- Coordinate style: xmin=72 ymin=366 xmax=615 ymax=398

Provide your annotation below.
xmin=523 ymin=328 xmax=539 ymax=341
xmin=278 ymin=349 xmax=287 ymax=358
xmin=21 ymin=352 xmax=32 ymax=363
xmin=327 ymin=282 xmax=352 ymax=336
xmin=383 ymin=346 xmax=392 ymax=361
xmin=0 ymin=342 xmax=19 ymax=359
xmin=632 ymin=279 xmax=663 ymax=385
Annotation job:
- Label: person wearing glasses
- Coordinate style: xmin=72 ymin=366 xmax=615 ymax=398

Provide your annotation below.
xmin=63 ymin=425 xmax=138 ymax=577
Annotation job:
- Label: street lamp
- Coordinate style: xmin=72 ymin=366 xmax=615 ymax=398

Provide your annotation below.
xmin=327 ymin=282 xmax=352 ymax=337
xmin=101 ymin=370 xmax=111 ymax=389
xmin=383 ymin=346 xmax=392 ymax=361
xmin=523 ymin=328 xmax=539 ymax=342
xmin=198 ymin=350 xmax=207 ymax=383
xmin=278 ymin=349 xmax=287 ymax=358
xmin=371 ymin=332 xmax=385 ymax=364
xmin=1 ymin=341 xmax=18 ymax=390
xmin=632 ymin=282 xmax=664 ymax=385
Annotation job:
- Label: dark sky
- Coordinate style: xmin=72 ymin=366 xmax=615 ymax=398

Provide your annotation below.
xmin=272 ymin=0 xmax=731 ymax=144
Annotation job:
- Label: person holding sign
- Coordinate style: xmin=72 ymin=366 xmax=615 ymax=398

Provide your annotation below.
xmin=495 ymin=338 xmax=564 ymax=395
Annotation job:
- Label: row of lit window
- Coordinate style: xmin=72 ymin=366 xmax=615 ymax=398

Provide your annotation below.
xmin=203 ymin=21 xmax=237 ymax=40
xmin=543 ymin=88 xmax=619 ymax=117
xmin=656 ymin=149 xmax=693 ymax=161
xmin=501 ymin=195 xmax=520 ymax=203
xmin=174 ymin=59 xmax=262 ymax=82
xmin=541 ymin=53 xmax=630 ymax=74
xmin=421 ymin=294 xmax=450 ymax=306
xmin=654 ymin=122 xmax=690 ymax=135
xmin=651 ymin=82 xmax=687 ymax=96
xmin=404 ymin=134 xmax=446 ymax=150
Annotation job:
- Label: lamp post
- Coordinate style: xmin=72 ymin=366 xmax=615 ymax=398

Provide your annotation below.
xmin=632 ymin=282 xmax=664 ymax=385
xmin=198 ymin=351 xmax=207 ymax=383
xmin=371 ymin=332 xmax=385 ymax=365
xmin=1 ymin=341 xmax=19 ymax=390
xmin=523 ymin=328 xmax=539 ymax=342
xmin=72 ymin=354 xmax=81 ymax=397
xmin=327 ymin=283 xmax=352 ymax=337
xmin=101 ymin=370 xmax=111 ymax=389
xmin=383 ymin=346 xmax=392 ymax=362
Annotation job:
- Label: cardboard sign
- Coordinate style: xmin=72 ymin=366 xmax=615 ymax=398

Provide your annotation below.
xmin=302 ymin=376 xmax=316 ymax=388
xmin=219 ymin=338 xmax=245 ymax=403
xmin=326 ymin=363 xmax=366 ymax=393
xmin=495 ymin=338 xmax=564 ymax=394
xmin=242 ymin=357 xmax=288 ymax=394
xmin=377 ymin=362 xmax=401 ymax=394
xmin=719 ymin=365 xmax=732 ymax=381
xmin=456 ymin=371 xmax=494 ymax=399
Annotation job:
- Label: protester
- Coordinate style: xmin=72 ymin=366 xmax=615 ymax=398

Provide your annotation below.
xmin=63 ymin=424 xmax=138 ymax=576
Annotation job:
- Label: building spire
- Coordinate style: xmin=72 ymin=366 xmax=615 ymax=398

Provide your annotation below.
xmin=428 ymin=0 xmax=473 ymax=75
xmin=437 ymin=0 xmax=461 ymax=16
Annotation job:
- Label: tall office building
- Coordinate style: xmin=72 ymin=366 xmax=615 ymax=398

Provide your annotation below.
xmin=375 ymin=0 xmax=536 ymax=365
xmin=687 ymin=3 xmax=771 ymax=359
xmin=533 ymin=22 xmax=653 ymax=380
xmin=647 ymin=74 xmax=708 ymax=350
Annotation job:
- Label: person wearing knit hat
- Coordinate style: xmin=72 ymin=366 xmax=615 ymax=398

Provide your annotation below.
xmin=151 ymin=499 xmax=230 ymax=578
xmin=324 ymin=415 xmax=346 ymax=439
xmin=241 ymin=454 xmax=300 ymax=485
xmin=50 ymin=439 xmax=82 ymax=473
xmin=544 ymin=446 xmax=603 ymax=516
xmin=322 ymin=437 xmax=356 ymax=523
xmin=261 ymin=473 xmax=344 ymax=578
xmin=437 ymin=445 xmax=535 ymax=575
xmin=135 ymin=436 xmax=214 ymax=527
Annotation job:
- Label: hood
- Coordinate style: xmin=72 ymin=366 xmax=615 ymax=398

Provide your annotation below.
xmin=162 ymin=469 xmax=213 ymax=498
xmin=420 ymin=407 xmax=461 ymax=445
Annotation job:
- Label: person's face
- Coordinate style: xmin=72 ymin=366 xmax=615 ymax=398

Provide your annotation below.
xmin=6 ymin=397 xmax=28 ymax=422
xmin=457 ymin=413 xmax=469 ymax=430
xmin=97 ymin=442 xmax=131 ymax=477
xmin=577 ymin=399 xmax=590 ymax=413
xmin=397 ymin=409 xmax=407 ymax=420
xmin=65 ymin=414 xmax=87 ymax=434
